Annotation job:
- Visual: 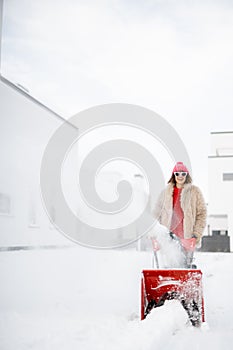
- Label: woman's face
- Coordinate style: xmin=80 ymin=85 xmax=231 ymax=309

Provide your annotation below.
xmin=174 ymin=172 xmax=187 ymax=186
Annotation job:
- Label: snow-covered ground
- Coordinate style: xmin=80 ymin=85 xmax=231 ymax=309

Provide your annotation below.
xmin=0 ymin=245 xmax=233 ymax=350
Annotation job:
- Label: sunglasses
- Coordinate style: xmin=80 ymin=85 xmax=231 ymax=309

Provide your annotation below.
xmin=174 ymin=172 xmax=188 ymax=177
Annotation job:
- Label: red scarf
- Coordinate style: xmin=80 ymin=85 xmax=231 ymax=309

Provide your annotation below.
xmin=170 ymin=186 xmax=184 ymax=239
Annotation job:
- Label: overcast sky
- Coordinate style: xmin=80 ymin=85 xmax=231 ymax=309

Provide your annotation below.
xmin=1 ymin=0 xmax=233 ymax=200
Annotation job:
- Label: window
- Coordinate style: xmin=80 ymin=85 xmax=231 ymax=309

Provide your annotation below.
xmin=212 ymin=230 xmax=228 ymax=236
xmin=0 ymin=193 xmax=11 ymax=215
xmin=212 ymin=230 xmax=220 ymax=236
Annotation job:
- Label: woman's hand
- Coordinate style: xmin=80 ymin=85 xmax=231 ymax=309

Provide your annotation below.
xmin=181 ymin=237 xmax=196 ymax=251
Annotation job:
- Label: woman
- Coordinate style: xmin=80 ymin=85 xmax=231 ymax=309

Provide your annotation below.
xmin=154 ymin=162 xmax=207 ymax=263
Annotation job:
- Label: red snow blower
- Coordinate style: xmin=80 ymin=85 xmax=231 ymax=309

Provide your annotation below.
xmin=141 ymin=237 xmax=205 ymax=327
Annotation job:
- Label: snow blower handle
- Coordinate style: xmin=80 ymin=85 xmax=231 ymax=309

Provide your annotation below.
xmin=151 ymin=238 xmax=160 ymax=269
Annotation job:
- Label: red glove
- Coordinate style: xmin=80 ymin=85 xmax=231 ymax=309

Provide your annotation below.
xmin=151 ymin=238 xmax=160 ymax=252
xmin=180 ymin=238 xmax=196 ymax=252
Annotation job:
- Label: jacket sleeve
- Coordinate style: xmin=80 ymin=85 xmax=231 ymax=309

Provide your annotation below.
xmin=192 ymin=187 xmax=207 ymax=243
xmin=153 ymin=190 xmax=165 ymax=222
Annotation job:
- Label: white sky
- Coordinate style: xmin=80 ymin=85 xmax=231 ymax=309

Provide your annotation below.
xmin=1 ymin=0 xmax=233 ymax=200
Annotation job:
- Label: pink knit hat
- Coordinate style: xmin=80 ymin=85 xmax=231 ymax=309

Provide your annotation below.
xmin=172 ymin=161 xmax=189 ymax=173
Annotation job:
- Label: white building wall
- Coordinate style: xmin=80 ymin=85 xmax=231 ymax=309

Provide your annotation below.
xmin=208 ymin=132 xmax=233 ymax=251
xmin=0 ymin=79 xmax=74 ymax=248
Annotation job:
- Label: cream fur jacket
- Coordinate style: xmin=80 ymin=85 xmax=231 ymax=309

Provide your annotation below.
xmin=154 ymin=183 xmax=207 ymax=243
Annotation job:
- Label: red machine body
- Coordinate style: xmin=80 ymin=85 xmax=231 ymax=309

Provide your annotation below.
xmin=141 ymin=269 xmax=205 ymax=325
